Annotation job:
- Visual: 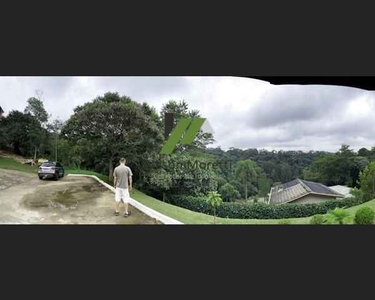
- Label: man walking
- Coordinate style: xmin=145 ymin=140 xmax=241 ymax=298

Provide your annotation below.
xmin=113 ymin=158 xmax=133 ymax=217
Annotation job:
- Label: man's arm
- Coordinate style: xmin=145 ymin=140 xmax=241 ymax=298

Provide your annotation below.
xmin=128 ymin=167 xmax=133 ymax=191
xmin=113 ymin=170 xmax=117 ymax=188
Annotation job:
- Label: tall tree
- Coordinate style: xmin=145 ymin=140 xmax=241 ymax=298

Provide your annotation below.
xmin=61 ymin=92 xmax=163 ymax=180
xmin=219 ymin=183 xmax=240 ymax=202
xmin=24 ymin=92 xmax=49 ymax=125
xmin=23 ymin=92 xmax=50 ymax=158
xmin=160 ymin=100 xmax=214 ymax=152
xmin=160 ymin=99 xmax=189 ymax=123
xmin=47 ymin=118 xmax=64 ymax=161
xmin=0 ymin=117 xmax=8 ymax=148
xmin=359 ymin=162 xmax=375 ymax=201
xmin=3 ymin=111 xmax=43 ymax=156
xmin=257 ymin=174 xmax=271 ymax=198
xmin=235 ymin=160 xmax=258 ymax=200
xmin=149 ymin=169 xmax=172 ymax=202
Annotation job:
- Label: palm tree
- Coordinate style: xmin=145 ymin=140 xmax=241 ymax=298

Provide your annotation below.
xmin=206 ymin=191 xmax=223 ymax=224
xmin=324 ymin=207 xmax=353 ymax=224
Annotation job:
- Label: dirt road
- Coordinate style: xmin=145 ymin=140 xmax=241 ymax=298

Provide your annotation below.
xmin=0 ymin=169 xmax=160 ymax=224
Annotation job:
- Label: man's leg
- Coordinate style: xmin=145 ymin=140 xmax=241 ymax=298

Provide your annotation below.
xmin=123 ymin=188 xmax=130 ymax=217
xmin=115 ymin=188 xmax=121 ymax=215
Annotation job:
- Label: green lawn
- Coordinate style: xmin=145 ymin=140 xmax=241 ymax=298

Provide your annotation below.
xmin=2 ymin=156 xmax=374 ymax=224
xmin=0 ymin=157 xmax=37 ymax=173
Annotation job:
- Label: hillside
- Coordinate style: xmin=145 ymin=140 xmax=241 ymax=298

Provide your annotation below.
xmin=1 ymin=155 xmax=374 ymax=224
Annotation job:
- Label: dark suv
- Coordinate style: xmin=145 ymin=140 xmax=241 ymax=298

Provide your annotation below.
xmin=38 ymin=161 xmax=65 ymax=180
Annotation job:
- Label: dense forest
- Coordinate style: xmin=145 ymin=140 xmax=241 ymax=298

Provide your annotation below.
xmin=2 ymin=91 xmax=375 ymax=205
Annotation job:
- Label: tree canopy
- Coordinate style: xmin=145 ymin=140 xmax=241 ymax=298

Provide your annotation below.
xmin=24 ymin=96 xmax=49 ymax=124
xmin=61 ymin=92 xmax=163 ymax=180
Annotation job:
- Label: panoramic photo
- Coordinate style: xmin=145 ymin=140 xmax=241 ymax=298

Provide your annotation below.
xmin=1 ymin=76 xmax=375 ymax=224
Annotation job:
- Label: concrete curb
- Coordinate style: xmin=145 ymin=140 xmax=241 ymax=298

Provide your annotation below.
xmin=67 ymin=174 xmax=183 ymax=225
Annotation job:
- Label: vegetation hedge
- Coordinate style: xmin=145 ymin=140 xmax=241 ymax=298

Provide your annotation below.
xmin=169 ymin=195 xmax=364 ymax=219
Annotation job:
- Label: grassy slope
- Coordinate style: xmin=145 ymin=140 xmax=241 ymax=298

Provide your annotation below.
xmin=345 ymin=200 xmax=375 ymax=223
xmin=2 ymin=156 xmax=374 ymax=224
xmin=0 ymin=157 xmax=37 ymax=173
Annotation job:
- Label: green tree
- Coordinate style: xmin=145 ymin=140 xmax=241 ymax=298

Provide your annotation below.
xmin=0 ymin=117 xmax=9 ymax=148
xmin=219 ymin=183 xmax=240 ymax=202
xmin=358 ymin=162 xmax=375 ymax=201
xmin=48 ymin=118 xmax=64 ymax=161
xmin=149 ymin=169 xmax=172 ymax=202
xmin=62 ymin=92 xmax=163 ymax=180
xmin=160 ymin=99 xmax=214 ymax=151
xmin=54 ymin=138 xmax=82 ymax=168
xmin=147 ymin=153 xmax=219 ymax=197
xmin=279 ymin=162 xmax=293 ymax=182
xmin=160 ymin=99 xmax=189 ymax=123
xmin=206 ymin=191 xmax=223 ymax=224
xmin=257 ymin=174 xmax=271 ymax=198
xmin=23 ymin=92 xmax=51 ymax=158
xmin=303 ymin=145 xmax=359 ymax=187
xmin=2 ymin=111 xmax=43 ymax=156
xmin=206 ymin=146 xmax=326 ymax=185
xmin=350 ymin=187 xmax=364 ymax=202
xmin=235 ymin=160 xmax=258 ymax=200
xmin=358 ymin=147 xmax=371 ymax=157
xmin=24 ymin=94 xmax=49 ymax=125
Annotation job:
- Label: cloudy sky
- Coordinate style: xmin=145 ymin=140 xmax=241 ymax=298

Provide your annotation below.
xmin=1 ymin=76 xmax=374 ymax=152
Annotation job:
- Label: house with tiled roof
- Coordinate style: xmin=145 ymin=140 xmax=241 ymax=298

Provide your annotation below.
xmin=268 ymin=179 xmax=345 ymax=205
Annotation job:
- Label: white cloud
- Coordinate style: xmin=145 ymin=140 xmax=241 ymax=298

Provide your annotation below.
xmin=1 ymin=76 xmax=375 ymax=152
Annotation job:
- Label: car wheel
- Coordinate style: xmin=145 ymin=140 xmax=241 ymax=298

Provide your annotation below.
xmin=54 ymin=173 xmax=59 ymax=181
xmin=39 ymin=176 xmax=43 ymax=180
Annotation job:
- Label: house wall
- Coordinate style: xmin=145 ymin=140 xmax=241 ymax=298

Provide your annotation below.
xmin=291 ymin=194 xmax=340 ymax=204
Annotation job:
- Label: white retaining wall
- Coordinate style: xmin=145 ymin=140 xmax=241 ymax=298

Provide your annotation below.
xmin=67 ymin=174 xmax=183 ymax=225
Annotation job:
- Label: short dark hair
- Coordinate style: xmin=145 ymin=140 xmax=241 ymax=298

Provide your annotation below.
xmin=120 ymin=158 xmax=126 ymax=164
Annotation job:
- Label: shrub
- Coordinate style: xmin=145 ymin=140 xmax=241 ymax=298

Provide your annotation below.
xmin=310 ymin=214 xmax=324 ymax=224
xmin=354 ymin=207 xmax=375 ymax=225
xmin=278 ymin=219 xmax=291 ymax=224
xmin=169 ymin=194 xmax=364 ymax=220
xmin=324 ymin=208 xmax=353 ymax=224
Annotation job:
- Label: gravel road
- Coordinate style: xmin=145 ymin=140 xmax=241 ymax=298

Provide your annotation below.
xmin=0 ymin=169 xmax=160 ymax=224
